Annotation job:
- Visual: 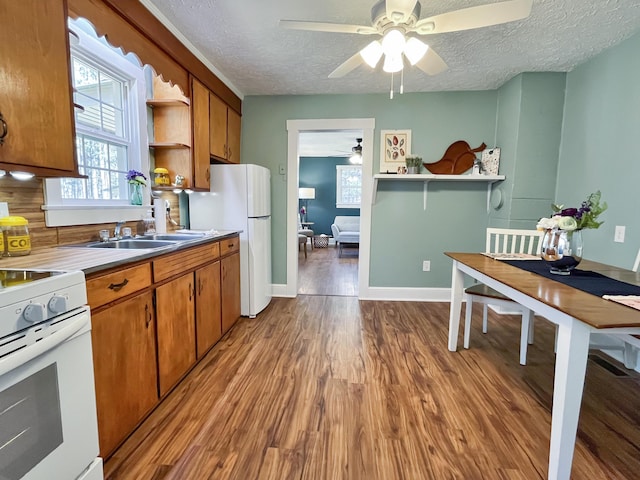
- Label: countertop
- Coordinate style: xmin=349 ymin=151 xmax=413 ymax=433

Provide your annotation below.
xmin=0 ymin=231 xmax=241 ymax=276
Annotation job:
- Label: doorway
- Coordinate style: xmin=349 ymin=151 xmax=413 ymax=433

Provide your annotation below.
xmin=286 ymin=118 xmax=375 ymax=298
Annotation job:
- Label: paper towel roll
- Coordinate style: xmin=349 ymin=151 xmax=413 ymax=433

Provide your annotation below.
xmin=154 ymin=198 xmax=167 ymax=233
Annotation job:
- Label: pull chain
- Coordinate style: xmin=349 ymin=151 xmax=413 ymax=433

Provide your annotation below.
xmin=400 ymin=68 xmax=404 ymax=95
xmin=390 ymin=72 xmax=394 ymax=99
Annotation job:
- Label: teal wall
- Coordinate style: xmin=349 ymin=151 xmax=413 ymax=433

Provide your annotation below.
xmin=239 ymin=30 xmax=640 ymax=287
xmin=299 ymin=157 xmax=359 ymax=236
xmin=242 ymin=91 xmax=498 ymax=286
xmin=492 ymin=73 xmax=566 ymax=229
xmin=557 ymin=31 xmax=640 ymax=269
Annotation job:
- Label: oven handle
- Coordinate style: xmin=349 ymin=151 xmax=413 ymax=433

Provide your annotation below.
xmin=0 ymin=314 xmax=89 ymax=377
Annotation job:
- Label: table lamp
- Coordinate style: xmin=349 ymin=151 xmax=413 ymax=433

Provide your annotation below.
xmin=299 ymin=187 xmax=315 ymax=223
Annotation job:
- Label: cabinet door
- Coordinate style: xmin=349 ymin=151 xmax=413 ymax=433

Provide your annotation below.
xmin=209 ymin=93 xmax=227 ymax=159
xmin=227 ymin=108 xmax=242 ymax=164
xmin=192 ymin=77 xmax=211 ymax=189
xmin=0 ymin=0 xmax=76 ymax=174
xmin=195 ymin=261 xmax=222 ymax=358
xmin=91 ymin=292 xmax=158 ymax=458
xmin=156 ymin=274 xmax=196 ymax=396
xmin=221 ymin=252 xmax=241 ymax=333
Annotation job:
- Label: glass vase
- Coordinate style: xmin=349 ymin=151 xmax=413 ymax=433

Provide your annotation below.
xmin=129 ymin=182 xmax=143 ymax=205
xmin=541 ymin=228 xmax=583 ymax=275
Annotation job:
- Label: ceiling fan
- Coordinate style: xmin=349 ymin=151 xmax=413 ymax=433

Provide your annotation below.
xmin=280 ymin=0 xmax=533 ymax=79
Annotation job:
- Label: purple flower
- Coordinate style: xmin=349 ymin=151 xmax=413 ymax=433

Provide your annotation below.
xmin=560 ymin=207 xmax=578 ymax=217
xmin=126 ymin=170 xmax=147 ymax=185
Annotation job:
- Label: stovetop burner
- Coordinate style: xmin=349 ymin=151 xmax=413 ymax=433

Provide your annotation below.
xmin=0 ymin=269 xmax=64 ymax=289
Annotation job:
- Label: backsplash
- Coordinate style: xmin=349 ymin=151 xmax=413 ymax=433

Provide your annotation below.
xmin=0 ymin=177 xmax=181 ymax=249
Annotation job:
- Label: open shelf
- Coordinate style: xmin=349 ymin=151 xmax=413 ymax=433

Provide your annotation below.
xmin=146 ymin=98 xmax=190 ymax=107
xmin=149 ymin=142 xmax=190 ymax=149
xmin=372 ymin=173 xmax=505 ymax=210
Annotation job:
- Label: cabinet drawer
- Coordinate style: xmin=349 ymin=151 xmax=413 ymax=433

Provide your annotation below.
xmin=220 ymin=236 xmax=240 ymax=256
xmin=153 ymin=242 xmax=220 ymax=282
xmin=87 ymin=263 xmax=152 ymax=310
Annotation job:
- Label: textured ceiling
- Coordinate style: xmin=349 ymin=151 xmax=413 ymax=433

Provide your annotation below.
xmin=143 ymin=0 xmax=640 ymax=97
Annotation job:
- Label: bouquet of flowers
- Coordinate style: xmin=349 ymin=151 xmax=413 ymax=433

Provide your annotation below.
xmin=537 ymin=191 xmax=607 ymax=231
xmin=126 ymin=169 xmax=147 ymax=186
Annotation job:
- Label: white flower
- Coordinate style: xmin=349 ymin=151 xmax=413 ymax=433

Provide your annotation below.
xmin=557 ymin=216 xmax=578 ymax=231
xmin=536 ymin=217 xmax=558 ymax=230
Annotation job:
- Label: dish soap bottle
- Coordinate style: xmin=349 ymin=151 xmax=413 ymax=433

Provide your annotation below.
xmin=143 ymin=210 xmax=156 ymax=235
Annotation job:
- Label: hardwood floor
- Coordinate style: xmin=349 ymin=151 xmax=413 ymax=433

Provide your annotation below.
xmin=104 ymin=298 xmax=640 ymax=479
xmin=298 ymin=244 xmax=358 ymax=296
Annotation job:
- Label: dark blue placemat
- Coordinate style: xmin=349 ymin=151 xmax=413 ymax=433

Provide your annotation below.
xmin=503 ymin=260 xmax=640 ymax=297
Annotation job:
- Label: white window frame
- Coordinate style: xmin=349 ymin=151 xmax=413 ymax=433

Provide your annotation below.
xmin=336 ymin=165 xmax=362 ymax=208
xmin=43 ymin=19 xmax=149 ymax=227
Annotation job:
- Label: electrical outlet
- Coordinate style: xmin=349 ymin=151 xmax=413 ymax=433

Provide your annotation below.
xmin=614 ymin=225 xmax=625 ymax=243
xmin=0 ymin=202 xmax=8 ymax=218
xmin=422 ymin=260 xmax=431 ymax=272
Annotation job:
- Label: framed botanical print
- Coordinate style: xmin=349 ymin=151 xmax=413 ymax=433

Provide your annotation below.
xmin=380 ymin=130 xmax=411 ymax=173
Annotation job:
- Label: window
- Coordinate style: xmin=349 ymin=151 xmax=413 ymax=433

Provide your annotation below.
xmin=336 ymin=165 xmax=362 ymax=208
xmin=43 ymin=18 xmax=149 ymax=226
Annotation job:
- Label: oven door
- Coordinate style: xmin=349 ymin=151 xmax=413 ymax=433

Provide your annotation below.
xmin=0 ymin=307 xmax=101 ymax=480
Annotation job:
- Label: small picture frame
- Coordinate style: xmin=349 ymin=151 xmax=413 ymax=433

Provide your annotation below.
xmin=481 ymin=147 xmax=501 ymax=175
xmin=380 ymin=130 xmax=411 ymax=173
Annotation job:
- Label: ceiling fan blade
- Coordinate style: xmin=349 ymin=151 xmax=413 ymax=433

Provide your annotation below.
xmin=414 ymin=47 xmax=448 ymax=76
xmin=279 ymin=20 xmax=377 ymax=35
xmin=414 ymin=0 xmax=532 ymax=35
xmin=328 ymin=52 xmax=364 ymax=78
xmin=386 ymin=0 xmax=419 ymax=24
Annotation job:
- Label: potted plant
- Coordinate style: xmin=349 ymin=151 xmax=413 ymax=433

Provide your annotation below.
xmin=405 ymin=156 xmax=422 ymax=174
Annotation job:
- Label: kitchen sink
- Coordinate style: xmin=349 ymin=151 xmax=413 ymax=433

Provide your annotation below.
xmin=72 ymin=239 xmax=178 ymax=249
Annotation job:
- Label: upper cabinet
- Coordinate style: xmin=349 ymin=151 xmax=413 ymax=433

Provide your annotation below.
xmin=0 ymin=0 xmax=78 ymax=176
xmin=210 ymin=94 xmax=241 ymax=164
xmin=191 ymin=77 xmax=211 ymax=190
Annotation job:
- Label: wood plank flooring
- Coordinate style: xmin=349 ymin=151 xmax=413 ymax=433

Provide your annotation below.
xmin=104 ymin=299 xmax=640 ymax=479
xmin=298 ymin=244 xmax=358 ymax=296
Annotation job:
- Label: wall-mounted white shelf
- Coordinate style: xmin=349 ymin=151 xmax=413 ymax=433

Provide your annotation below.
xmin=372 ymin=173 xmax=506 ymax=211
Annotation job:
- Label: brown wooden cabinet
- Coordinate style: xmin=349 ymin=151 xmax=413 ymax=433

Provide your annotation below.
xmin=195 ymin=260 xmax=222 ymax=358
xmin=191 ymin=77 xmax=211 ymax=190
xmin=88 ymin=237 xmax=239 ymax=459
xmin=91 ymin=291 xmax=158 ymax=458
xmin=0 ymin=0 xmax=77 ymax=176
xmin=155 ymin=273 xmax=197 ymax=396
xmin=221 ymin=249 xmax=241 ymax=333
xmin=210 ymin=93 xmax=241 ymax=164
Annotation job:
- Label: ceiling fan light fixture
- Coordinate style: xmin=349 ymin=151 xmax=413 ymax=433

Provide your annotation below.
xmin=350 ymin=138 xmax=363 ymax=164
xmin=404 ymin=37 xmax=428 ymax=65
xmin=383 ymin=55 xmax=403 ymax=73
xmin=360 ymin=41 xmax=384 ymax=68
xmin=381 ymin=29 xmax=406 ymax=58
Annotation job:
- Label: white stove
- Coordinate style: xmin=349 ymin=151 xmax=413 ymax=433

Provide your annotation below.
xmin=0 ymin=268 xmax=103 ymax=480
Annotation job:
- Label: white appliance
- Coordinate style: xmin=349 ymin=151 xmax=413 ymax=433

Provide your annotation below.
xmin=189 ymin=164 xmax=272 ymax=317
xmin=0 ymin=269 xmax=102 ymax=480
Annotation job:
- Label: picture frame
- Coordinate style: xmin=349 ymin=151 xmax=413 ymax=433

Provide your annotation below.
xmin=380 ymin=130 xmax=412 ymax=173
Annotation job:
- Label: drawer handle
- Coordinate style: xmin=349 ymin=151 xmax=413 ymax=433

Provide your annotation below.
xmin=145 ymin=303 xmax=152 ymax=328
xmin=228 ymin=243 xmax=234 ymax=248
xmin=0 ymin=112 xmax=7 ymax=145
xmin=108 ymin=278 xmax=129 ymax=291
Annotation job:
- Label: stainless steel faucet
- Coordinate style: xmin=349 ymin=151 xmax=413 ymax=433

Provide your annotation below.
xmin=114 ymin=221 xmax=125 ymax=240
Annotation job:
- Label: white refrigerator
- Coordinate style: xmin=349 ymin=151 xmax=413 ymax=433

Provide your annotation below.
xmin=189 ymin=164 xmax=272 ymax=318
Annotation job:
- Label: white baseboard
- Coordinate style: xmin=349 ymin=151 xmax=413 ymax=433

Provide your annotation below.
xmin=271 ymin=284 xmax=294 ymax=298
xmin=359 ymin=287 xmax=451 ymax=302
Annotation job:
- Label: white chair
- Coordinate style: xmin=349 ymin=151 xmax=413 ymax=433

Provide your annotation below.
xmin=298 ymin=214 xmax=314 ymax=250
xmin=463 ymin=228 xmax=544 ymax=365
xmin=591 ymin=245 xmax=640 ymax=369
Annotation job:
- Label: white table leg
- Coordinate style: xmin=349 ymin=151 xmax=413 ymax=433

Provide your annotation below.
xmin=548 ymin=319 xmax=591 ymax=480
xmin=448 ymin=260 xmax=464 ymax=351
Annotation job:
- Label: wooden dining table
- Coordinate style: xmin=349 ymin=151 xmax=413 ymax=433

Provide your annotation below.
xmin=445 ymin=253 xmax=640 ymax=480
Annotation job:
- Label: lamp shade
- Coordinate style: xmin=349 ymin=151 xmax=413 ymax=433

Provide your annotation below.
xmin=299 ymin=187 xmax=316 ymax=200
